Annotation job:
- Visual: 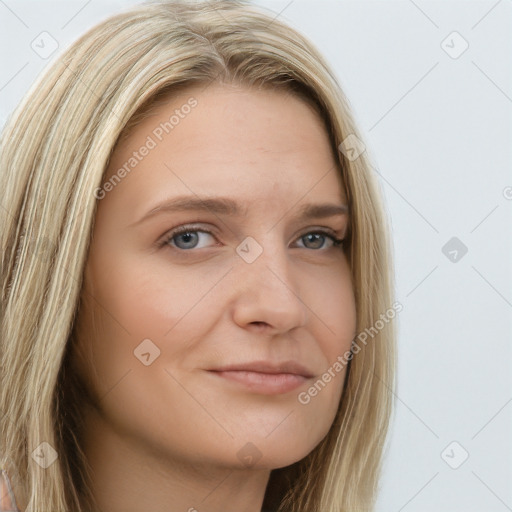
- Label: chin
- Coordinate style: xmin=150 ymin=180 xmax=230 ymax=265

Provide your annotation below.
xmin=224 ymin=429 xmax=328 ymax=471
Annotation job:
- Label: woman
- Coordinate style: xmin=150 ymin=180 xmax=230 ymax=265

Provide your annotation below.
xmin=0 ymin=1 xmax=397 ymax=510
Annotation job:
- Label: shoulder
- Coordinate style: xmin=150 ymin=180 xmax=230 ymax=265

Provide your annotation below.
xmin=0 ymin=469 xmax=20 ymax=512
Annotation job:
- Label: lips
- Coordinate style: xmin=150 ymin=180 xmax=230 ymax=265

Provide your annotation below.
xmin=209 ymin=360 xmax=315 ymax=378
xmin=206 ymin=360 xmax=315 ymax=395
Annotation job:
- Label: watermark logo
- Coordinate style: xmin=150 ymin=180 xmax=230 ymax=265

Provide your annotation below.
xmin=30 ymin=31 xmax=59 ymax=59
xmin=338 ymin=133 xmax=366 ymax=162
xmin=298 ymin=301 xmax=402 ymax=405
xmin=440 ymin=31 xmax=469 ymax=59
xmin=442 ymin=236 xmax=468 ymax=263
xmin=236 ymin=442 xmax=262 ymax=467
xmin=134 ymin=338 xmax=161 ymax=366
xmin=31 ymin=442 xmax=58 ymax=468
xmin=441 ymin=441 xmax=469 ymax=469
xmin=236 ymin=236 xmax=263 ymax=264
xmin=94 ymin=97 xmax=198 ymax=200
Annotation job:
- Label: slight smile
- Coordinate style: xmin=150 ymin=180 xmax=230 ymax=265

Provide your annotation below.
xmin=206 ymin=361 xmax=315 ymax=395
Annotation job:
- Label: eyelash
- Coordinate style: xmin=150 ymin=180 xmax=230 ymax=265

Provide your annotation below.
xmin=158 ymin=224 xmax=345 ymax=252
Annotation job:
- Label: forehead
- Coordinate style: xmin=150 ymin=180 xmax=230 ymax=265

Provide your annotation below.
xmin=103 ymin=82 xmax=347 ymax=210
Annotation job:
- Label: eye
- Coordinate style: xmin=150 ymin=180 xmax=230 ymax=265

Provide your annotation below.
xmin=295 ymin=230 xmax=344 ymax=250
xmin=162 ymin=226 xmax=217 ymax=250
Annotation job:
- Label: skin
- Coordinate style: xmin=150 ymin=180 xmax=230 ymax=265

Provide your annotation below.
xmin=72 ymin=82 xmax=357 ymax=512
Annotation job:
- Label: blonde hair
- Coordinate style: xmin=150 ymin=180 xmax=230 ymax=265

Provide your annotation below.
xmin=0 ymin=1 xmax=397 ymax=510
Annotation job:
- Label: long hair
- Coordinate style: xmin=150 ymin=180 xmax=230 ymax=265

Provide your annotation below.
xmin=0 ymin=1 xmax=397 ymax=510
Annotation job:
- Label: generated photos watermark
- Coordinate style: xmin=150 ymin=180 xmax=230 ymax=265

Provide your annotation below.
xmin=94 ymin=97 xmax=198 ymax=200
xmin=298 ymin=301 xmax=403 ymax=405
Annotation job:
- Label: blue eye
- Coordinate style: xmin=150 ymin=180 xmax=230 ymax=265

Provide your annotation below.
xmin=166 ymin=228 xmax=216 ymax=250
xmin=161 ymin=225 xmax=344 ymax=251
xmin=297 ymin=232 xmax=344 ymax=250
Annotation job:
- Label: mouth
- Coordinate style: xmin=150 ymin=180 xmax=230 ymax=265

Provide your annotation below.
xmin=206 ymin=361 xmax=315 ymax=395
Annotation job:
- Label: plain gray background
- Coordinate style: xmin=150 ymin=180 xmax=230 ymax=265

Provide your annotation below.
xmin=1 ymin=1 xmax=511 ymax=510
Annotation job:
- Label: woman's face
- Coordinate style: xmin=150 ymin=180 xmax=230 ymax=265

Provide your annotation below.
xmin=75 ymin=82 xmax=356 ymax=471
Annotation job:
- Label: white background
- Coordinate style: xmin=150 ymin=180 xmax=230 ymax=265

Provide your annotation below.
xmin=1 ymin=1 xmax=511 ymax=511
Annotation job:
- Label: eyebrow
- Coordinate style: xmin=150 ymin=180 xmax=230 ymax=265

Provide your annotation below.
xmin=132 ymin=195 xmax=349 ymax=226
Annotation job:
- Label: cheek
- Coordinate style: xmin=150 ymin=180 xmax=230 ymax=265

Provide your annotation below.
xmin=77 ymin=252 xmax=227 ymax=391
xmin=324 ymin=281 xmax=356 ymax=359
xmin=85 ymin=257 xmax=185 ymax=343
xmin=309 ymin=260 xmax=357 ymax=356
xmin=304 ymin=264 xmax=356 ymax=418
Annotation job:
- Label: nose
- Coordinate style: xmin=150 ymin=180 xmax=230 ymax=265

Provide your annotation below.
xmin=230 ymin=237 xmax=308 ymax=334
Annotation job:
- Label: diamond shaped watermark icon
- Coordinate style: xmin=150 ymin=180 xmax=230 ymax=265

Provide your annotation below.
xmin=30 ymin=31 xmax=59 ymax=59
xmin=237 ymin=442 xmax=262 ymax=467
xmin=338 ymin=134 xmax=366 ymax=161
xmin=441 ymin=31 xmax=469 ymax=59
xmin=441 ymin=441 xmax=469 ymax=469
xmin=31 ymin=442 xmax=58 ymax=468
xmin=442 ymin=236 xmax=468 ymax=263
xmin=236 ymin=236 xmax=263 ymax=263
xmin=134 ymin=338 xmax=161 ymax=366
